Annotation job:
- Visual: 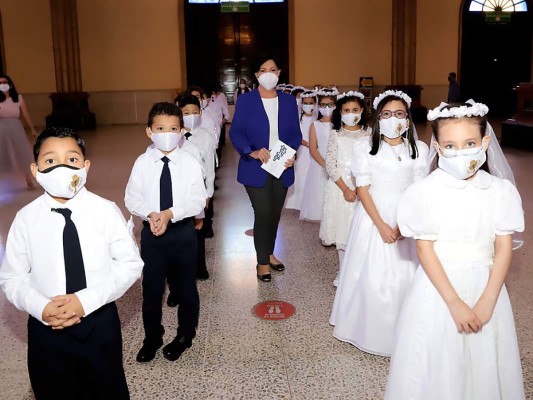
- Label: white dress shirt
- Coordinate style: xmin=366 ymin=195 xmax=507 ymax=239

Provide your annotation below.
xmin=0 ymin=188 xmax=144 ymax=324
xmin=124 ymin=145 xmax=207 ymax=223
xmin=212 ymin=92 xmax=230 ymax=121
xmin=261 ymin=97 xmax=279 ymax=149
xmin=184 ymin=127 xmax=216 ymax=198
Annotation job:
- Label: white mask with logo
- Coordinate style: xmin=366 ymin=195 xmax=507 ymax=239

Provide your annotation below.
xmin=150 ymin=128 xmax=181 ymax=152
xmin=379 ymin=117 xmax=408 ymax=139
xmin=36 ymin=165 xmax=87 ymax=199
xmin=341 ymin=112 xmax=362 ymax=127
xmin=302 ymin=104 xmax=315 ymax=115
xmin=183 ymin=114 xmax=201 ymax=131
xmin=256 ymin=72 xmax=279 ymax=91
xmin=438 ymin=144 xmax=487 ymax=180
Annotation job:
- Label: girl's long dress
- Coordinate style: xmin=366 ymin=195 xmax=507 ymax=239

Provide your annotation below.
xmin=329 ymin=138 xmax=429 ymax=356
xmin=319 ymin=127 xmax=371 ymax=249
xmin=285 ymin=114 xmax=316 ymax=210
xmin=0 ymin=95 xmax=34 ymax=178
xmin=299 ymin=120 xmax=332 ymax=221
xmin=385 ymin=169 xmax=525 ymax=400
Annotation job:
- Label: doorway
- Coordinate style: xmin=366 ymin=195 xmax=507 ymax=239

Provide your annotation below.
xmin=183 ymin=0 xmax=289 ymax=103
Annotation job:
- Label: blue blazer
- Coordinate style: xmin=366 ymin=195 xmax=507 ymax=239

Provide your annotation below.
xmin=229 ymin=89 xmax=302 ymax=188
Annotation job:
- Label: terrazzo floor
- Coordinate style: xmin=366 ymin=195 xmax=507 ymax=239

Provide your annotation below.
xmin=0 ymin=123 xmax=532 ymax=400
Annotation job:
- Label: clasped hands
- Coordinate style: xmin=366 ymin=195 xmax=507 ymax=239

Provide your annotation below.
xmin=148 ymin=209 xmax=173 ymax=236
xmin=42 ymin=294 xmax=85 ymax=329
xmin=250 ymin=148 xmax=295 ymax=169
xmin=447 ymin=296 xmax=494 ymax=334
xmin=377 ymin=222 xmax=404 ymax=244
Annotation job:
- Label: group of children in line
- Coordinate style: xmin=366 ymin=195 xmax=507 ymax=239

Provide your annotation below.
xmin=0 ymin=78 xmax=527 ymax=398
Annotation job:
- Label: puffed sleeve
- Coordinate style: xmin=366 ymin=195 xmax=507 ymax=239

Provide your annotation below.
xmin=397 ymin=178 xmax=438 ymax=240
xmin=495 ymin=179 xmax=524 ymax=235
xmin=351 ymin=137 xmax=372 ymax=187
xmin=413 ymin=140 xmax=430 ymax=181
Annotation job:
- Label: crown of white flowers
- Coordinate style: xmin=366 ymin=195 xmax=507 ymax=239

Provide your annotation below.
xmin=275 ymin=83 xmax=286 ymax=90
xmin=291 ymin=85 xmax=306 ymax=93
xmin=427 ymin=99 xmax=489 ymax=121
xmin=300 ymin=90 xmax=317 ymax=99
xmin=316 ymin=87 xmax=339 ymax=97
xmin=337 ymin=90 xmax=365 ymax=101
xmin=373 ymin=90 xmax=412 ymax=110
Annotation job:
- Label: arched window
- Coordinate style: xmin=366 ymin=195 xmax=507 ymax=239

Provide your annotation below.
xmin=469 ymin=0 xmax=528 ymax=12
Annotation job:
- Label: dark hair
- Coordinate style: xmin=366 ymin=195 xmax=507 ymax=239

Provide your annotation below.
xmin=147 ymin=102 xmax=183 ymax=128
xmin=175 ymin=92 xmax=201 ymax=109
xmin=429 ymin=101 xmax=489 ymax=173
xmin=291 ymin=87 xmax=305 ymax=97
xmin=316 ymin=89 xmax=337 ymax=120
xmin=332 ymin=95 xmax=368 ymax=131
xmin=252 ymin=52 xmax=282 ymax=75
xmin=187 ymin=86 xmax=205 ymax=98
xmin=0 ymin=74 xmax=20 ymax=103
xmin=449 ymin=72 xmax=457 ymax=79
xmin=299 ymin=90 xmax=317 ymax=122
xmin=369 ymin=95 xmax=419 ymax=159
xmin=33 ymin=127 xmax=86 ymax=162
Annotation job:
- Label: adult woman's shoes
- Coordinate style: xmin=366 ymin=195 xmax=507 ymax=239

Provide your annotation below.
xmin=256 ymin=265 xmax=272 ymax=282
xmin=269 ymin=262 xmax=285 ymax=272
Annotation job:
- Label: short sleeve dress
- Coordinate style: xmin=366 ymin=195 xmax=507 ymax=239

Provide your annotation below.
xmin=385 ymin=168 xmax=525 ymax=400
xmin=329 ymin=137 xmax=429 ymax=356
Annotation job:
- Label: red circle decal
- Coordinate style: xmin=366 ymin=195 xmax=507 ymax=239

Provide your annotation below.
xmin=245 ymin=229 xmax=254 ymax=236
xmin=252 ymin=301 xmax=296 ymax=320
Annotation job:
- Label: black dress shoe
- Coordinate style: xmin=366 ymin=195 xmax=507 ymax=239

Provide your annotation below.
xmin=256 ymin=265 xmax=272 ymax=282
xmin=167 ymin=292 xmax=178 ymax=307
xmin=136 ymin=339 xmax=163 ymax=363
xmin=204 ymin=226 xmax=214 ymax=238
xmin=163 ymin=336 xmax=193 ymax=361
xmin=197 ymin=268 xmax=209 ymax=280
xmin=269 ymin=262 xmax=285 ymax=272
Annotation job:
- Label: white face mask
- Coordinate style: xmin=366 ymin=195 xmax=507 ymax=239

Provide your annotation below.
xmin=319 ymin=106 xmax=334 ymax=118
xmin=379 ymin=117 xmax=408 ymax=139
xmin=302 ymin=104 xmax=315 ymax=115
xmin=36 ymin=165 xmax=87 ymax=199
xmin=239 ymin=83 xmax=246 ymax=89
xmin=438 ymin=144 xmax=487 ymax=180
xmin=183 ymin=114 xmax=201 ymax=131
xmin=0 ymin=83 xmax=9 ymax=92
xmin=256 ymin=72 xmax=279 ymax=91
xmin=341 ymin=112 xmax=362 ymax=127
xmin=150 ymin=129 xmax=181 ymax=152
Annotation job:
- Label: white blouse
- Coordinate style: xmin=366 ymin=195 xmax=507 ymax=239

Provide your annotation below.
xmin=261 ymin=97 xmax=279 ymax=149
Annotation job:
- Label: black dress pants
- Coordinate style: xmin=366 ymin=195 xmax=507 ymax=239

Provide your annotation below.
xmin=245 ymin=174 xmax=288 ymax=265
xmin=141 ymin=219 xmax=199 ymax=342
xmin=27 ymin=302 xmax=129 ymax=400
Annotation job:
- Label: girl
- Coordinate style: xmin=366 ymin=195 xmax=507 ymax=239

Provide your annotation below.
xmin=234 ymin=78 xmax=251 ymax=104
xmin=329 ymin=90 xmax=429 ymax=356
xmin=0 ymin=74 xmax=38 ymax=189
xmin=319 ymin=91 xmax=371 ymax=285
xmin=385 ymin=100 xmax=525 ymax=399
xmin=299 ymin=88 xmax=338 ymax=221
xmin=285 ymin=90 xmax=317 ymax=210
xmin=290 ymin=85 xmax=306 ymax=114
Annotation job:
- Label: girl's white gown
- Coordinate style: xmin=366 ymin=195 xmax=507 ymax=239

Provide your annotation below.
xmin=285 ymin=114 xmax=316 ymax=210
xmin=329 ymin=137 xmax=429 ymax=356
xmin=319 ymin=127 xmax=371 ymax=249
xmin=385 ymin=169 xmax=525 ymax=400
xmin=299 ymin=120 xmax=332 ymax=221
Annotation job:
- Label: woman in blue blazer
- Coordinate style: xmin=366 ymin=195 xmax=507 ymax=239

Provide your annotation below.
xmin=229 ymin=54 xmax=302 ymax=282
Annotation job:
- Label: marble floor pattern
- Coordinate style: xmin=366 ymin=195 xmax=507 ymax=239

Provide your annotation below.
xmin=0 ymin=123 xmax=532 ymax=400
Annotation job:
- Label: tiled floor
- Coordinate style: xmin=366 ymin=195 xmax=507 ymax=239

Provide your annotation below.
xmin=0 ymin=123 xmax=532 ymax=400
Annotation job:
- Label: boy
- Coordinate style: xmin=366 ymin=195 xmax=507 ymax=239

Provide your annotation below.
xmin=125 ymin=102 xmax=206 ymax=363
xmin=0 ymin=127 xmax=143 ymax=399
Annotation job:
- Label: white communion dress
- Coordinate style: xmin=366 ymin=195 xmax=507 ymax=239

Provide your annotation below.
xmin=299 ymin=120 xmax=332 ymax=221
xmin=319 ymin=126 xmax=371 ymax=249
xmin=285 ymin=114 xmax=316 ymax=210
xmin=329 ymin=137 xmax=429 ymax=356
xmin=385 ymin=168 xmax=525 ymax=400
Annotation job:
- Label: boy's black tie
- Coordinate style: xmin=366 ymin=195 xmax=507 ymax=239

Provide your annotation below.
xmin=52 ymin=208 xmax=87 ymax=293
xmin=160 ymin=156 xmax=173 ymax=211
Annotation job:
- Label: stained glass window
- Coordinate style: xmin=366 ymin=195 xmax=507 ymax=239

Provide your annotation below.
xmin=469 ymin=0 xmax=528 ymax=12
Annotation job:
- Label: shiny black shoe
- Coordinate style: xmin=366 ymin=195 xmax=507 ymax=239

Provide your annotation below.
xmin=197 ymin=268 xmax=209 ymax=280
xmin=204 ymin=226 xmax=214 ymax=238
xmin=256 ymin=265 xmax=272 ymax=282
xmin=136 ymin=339 xmax=163 ymax=363
xmin=269 ymin=262 xmax=285 ymax=272
xmin=167 ymin=292 xmax=178 ymax=307
xmin=163 ymin=336 xmax=193 ymax=361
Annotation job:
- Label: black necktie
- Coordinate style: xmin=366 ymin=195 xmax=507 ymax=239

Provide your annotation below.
xmin=52 ymin=208 xmax=87 ymax=293
xmin=160 ymin=156 xmax=173 ymax=211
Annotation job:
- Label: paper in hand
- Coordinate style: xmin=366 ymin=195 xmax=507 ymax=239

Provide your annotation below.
xmin=260 ymin=140 xmax=296 ymax=179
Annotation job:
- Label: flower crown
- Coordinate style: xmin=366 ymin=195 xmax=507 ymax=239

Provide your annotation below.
xmin=373 ymin=90 xmax=412 ymax=109
xmin=300 ymin=90 xmax=317 ymax=99
xmin=316 ymin=87 xmax=339 ymax=97
xmin=275 ymin=84 xmax=286 ymax=90
xmin=427 ymin=99 xmax=489 ymax=121
xmin=291 ymin=85 xmax=307 ymax=93
xmin=337 ymin=90 xmax=365 ymax=101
